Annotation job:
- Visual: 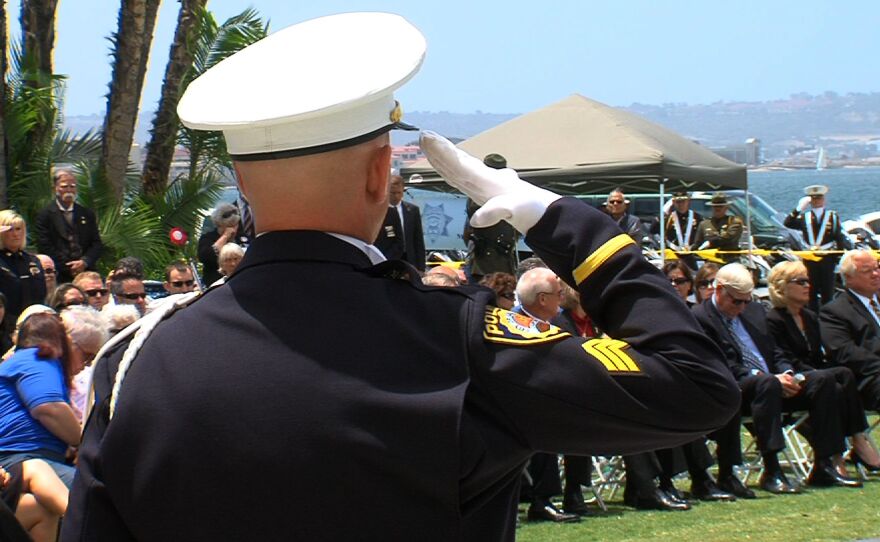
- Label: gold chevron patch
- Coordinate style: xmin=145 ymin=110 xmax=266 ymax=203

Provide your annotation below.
xmin=581 ymin=338 xmax=641 ymax=373
xmin=483 ymin=307 xmax=570 ymax=345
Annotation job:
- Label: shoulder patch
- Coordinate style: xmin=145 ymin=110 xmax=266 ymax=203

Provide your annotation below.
xmin=581 ymin=338 xmax=642 ymax=373
xmin=483 ymin=307 xmax=570 ymax=345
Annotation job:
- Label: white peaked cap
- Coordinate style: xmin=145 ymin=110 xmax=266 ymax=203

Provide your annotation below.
xmin=177 ymin=12 xmax=426 ymax=159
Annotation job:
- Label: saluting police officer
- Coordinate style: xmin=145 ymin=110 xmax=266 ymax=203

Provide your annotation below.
xmin=692 ymin=193 xmax=744 ymax=263
xmin=63 ymin=13 xmax=739 ymax=542
xmin=783 ymin=184 xmax=851 ymax=309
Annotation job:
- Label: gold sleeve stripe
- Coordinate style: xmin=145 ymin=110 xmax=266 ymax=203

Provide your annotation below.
xmin=573 ymin=234 xmax=635 ymax=285
xmin=582 ymin=338 xmax=641 ymax=373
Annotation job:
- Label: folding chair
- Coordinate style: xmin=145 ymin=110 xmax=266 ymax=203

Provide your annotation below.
xmin=589 ymin=455 xmax=626 ymax=510
xmin=843 ymin=414 xmax=880 ymax=479
xmin=737 ymin=411 xmax=811 ymax=485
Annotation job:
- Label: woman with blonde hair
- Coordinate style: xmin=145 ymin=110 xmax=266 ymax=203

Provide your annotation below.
xmin=0 ymin=211 xmax=47 ymax=324
xmin=766 ymin=259 xmax=880 ymax=471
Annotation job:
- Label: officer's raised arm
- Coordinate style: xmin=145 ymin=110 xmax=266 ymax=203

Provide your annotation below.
xmin=422 ymin=131 xmax=740 ymax=454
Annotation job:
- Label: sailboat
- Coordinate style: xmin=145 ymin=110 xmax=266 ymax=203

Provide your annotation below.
xmin=816 ymin=147 xmax=827 ymax=170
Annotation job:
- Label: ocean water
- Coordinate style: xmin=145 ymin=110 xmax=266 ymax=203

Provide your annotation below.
xmin=748 ymin=167 xmax=880 ymax=222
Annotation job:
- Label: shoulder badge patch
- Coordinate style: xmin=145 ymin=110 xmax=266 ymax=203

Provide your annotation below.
xmin=581 ymin=338 xmax=641 ymax=373
xmin=483 ymin=307 xmax=570 ymax=345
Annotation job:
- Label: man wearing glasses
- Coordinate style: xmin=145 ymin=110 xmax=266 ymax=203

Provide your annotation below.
xmin=73 ymin=271 xmax=110 ymax=310
xmin=694 ymin=263 xmax=861 ymax=495
xmin=603 ymin=189 xmax=644 ymax=244
xmin=820 ymin=250 xmax=880 ymax=411
xmin=109 ymin=271 xmax=148 ymax=315
xmin=784 ymin=185 xmax=851 ymax=309
xmin=36 ymin=254 xmax=57 ymax=295
xmin=34 ymin=169 xmax=104 ymax=283
xmin=163 ymin=260 xmax=198 ymax=295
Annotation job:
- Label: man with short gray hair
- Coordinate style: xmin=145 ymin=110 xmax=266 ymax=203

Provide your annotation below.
xmin=695 ymin=263 xmax=861 ymax=494
xmin=820 ymin=249 xmax=880 ymax=410
xmin=34 ymin=168 xmax=103 ymax=282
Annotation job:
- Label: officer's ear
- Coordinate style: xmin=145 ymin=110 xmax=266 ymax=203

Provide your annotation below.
xmin=365 ymin=144 xmax=392 ymax=205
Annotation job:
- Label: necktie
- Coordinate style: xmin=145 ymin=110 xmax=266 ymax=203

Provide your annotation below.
xmin=725 ymin=318 xmax=769 ymax=373
xmin=870 ymin=298 xmax=880 ymax=328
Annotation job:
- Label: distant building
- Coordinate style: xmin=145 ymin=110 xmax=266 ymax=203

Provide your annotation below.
xmin=711 ymin=138 xmax=761 ymax=166
xmin=391 ymin=145 xmax=424 ymax=170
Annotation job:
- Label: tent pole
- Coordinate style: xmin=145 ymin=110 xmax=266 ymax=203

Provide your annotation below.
xmin=659 ymin=179 xmax=666 ymax=261
xmin=745 ymin=187 xmax=754 ymax=266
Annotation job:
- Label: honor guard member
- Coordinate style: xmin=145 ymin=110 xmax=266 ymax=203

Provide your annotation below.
xmin=693 ymin=193 xmax=744 ymax=263
xmin=462 ymin=154 xmax=519 ymax=282
xmin=784 ymin=184 xmax=851 ymax=309
xmin=63 ymin=13 xmax=739 ymax=542
xmin=655 ymin=191 xmax=702 ymax=268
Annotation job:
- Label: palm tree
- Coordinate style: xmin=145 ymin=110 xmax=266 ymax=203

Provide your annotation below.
xmin=176 ymin=7 xmax=267 ymax=178
xmin=141 ymin=0 xmax=208 ymax=197
xmin=19 ymin=0 xmax=58 ymax=78
xmin=100 ymin=0 xmax=160 ymax=201
xmin=0 ymin=1 xmax=9 ymax=207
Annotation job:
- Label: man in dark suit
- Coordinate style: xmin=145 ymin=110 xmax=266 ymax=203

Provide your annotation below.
xmin=693 ymin=263 xmax=861 ymax=493
xmin=63 ymin=14 xmax=740 ymax=541
xmin=374 ymin=174 xmax=426 ymax=271
xmin=34 ymin=169 xmax=103 ymax=283
xmin=820 ymin=249 xmax=880 ymax=410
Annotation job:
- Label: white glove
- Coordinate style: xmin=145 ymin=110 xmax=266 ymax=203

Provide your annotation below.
xmin=420 ymin=131 xmax=561 ymax=234
xmin=663 ymin=199 xmax=674 ymax=214
xmin=796 ymin=196 xmax=811 ymax=213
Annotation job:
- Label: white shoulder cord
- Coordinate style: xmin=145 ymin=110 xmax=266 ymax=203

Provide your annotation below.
xmin=85 ymin=292 xmax=201 ymax=422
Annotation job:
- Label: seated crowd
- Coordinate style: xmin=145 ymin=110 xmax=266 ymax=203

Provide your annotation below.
xmin=423 ymin=249 xmax=880 ymax=524
xmin=0 ymin=204 xmax=248 ymax=540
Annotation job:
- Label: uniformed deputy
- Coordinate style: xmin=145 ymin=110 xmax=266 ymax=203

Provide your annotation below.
xmin=692 ymin=193 xmax=744 ymax=263
xmin=63 ymin=13 xmax=739 ymax=542
xmin=0 ymin=211 xmax=48 ymax=325
xmin=783 ymin=184 xmax=851 ymax=309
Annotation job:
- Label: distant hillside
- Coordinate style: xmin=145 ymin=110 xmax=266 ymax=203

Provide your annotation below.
xmin=65 ymin=91 xmax=880 ymax=151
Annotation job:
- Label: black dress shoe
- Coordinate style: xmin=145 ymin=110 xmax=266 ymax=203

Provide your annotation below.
xmin=717 ymin=475 xmax=756 ymax=499
xmin=690 ymin=478 xmax=736 ymax=501
xmin=660 ymin=485 xmax=690 ymax=505
xmin=759 ymin=471 xmax=801 ymax=494
xmin=527 ymin=500 xmax=581 ymax=523
xmin=624 ymin=488 xmax=691 ymax=511
xmin=562 ymin=490 xmax=591 ymax=517
xmin=807 ymin=460 xmax=863 ymax=488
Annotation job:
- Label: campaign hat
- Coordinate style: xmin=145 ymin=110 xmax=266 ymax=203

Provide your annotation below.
xmin=483 ymin=154 xmax=507 ymax=170
xmin=177 ymin=13 xmax=425 ymax=160
xmin=706 ymin=193 xmax=731 ymax=206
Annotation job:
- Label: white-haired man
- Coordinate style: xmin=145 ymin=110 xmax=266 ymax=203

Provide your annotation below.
xmin=694 ymin=263 xmax=861 ymax=495
xmin=820 ymin=250 xmax=880 ymax=411
xmin=65 ymin=13 xmax=739 ymax=541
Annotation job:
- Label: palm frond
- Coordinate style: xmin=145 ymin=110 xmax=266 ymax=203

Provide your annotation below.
xmin=97 ymin=198 xmax=169 ymax=272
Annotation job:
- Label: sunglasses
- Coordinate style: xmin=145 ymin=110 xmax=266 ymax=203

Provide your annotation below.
xmin=499 ymin=292 xmax=515 ymax=301
xmin=43 ymin=268 xmax=56 ymax=275
xmin=788 ymin=278 xmax=810 ymax=286
xmin=670 ymin=277 xmax=691 ymax=286
xmin=697 ymin=280 xmax=714 ymax=289
xmin=170 ymin=280 xmax=195 ymax=288
xmin=58 ymin=300 xmax=87 ymax=309
xmin=723 ymin=287 xmax=751 ymax=306
xmin=607 ymin=200 xmax=625 ymax=205
xmin=84 ymin=288 xmax=108 ymax=297
xmin=119 ymin=292 xmax=147 ymax=300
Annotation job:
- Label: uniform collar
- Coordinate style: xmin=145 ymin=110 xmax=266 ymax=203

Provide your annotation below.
xmin=235 ymin=230 xmax=379 ymax=273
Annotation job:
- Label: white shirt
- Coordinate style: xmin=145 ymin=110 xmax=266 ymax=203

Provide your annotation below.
xmin=328 ymin=232 xmax=387 ymax=265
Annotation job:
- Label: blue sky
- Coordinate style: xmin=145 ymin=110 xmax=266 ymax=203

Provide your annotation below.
xmin=8 ymin=0 xmax=880 ymax=116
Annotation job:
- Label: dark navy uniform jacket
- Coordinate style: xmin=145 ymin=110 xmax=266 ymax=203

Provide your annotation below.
xmin=62 ymin=198 xmax=739 ymax=542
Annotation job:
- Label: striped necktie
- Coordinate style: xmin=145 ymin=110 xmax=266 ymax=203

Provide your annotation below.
xmin=870 ymin=298 xmax=880 ymax=328
xmin=724 ymin=317 xmax=769 ymax=373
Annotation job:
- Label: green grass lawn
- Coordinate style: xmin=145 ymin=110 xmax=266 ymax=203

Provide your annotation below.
xmin=516 ymin=478 xmax=880 ymax=541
